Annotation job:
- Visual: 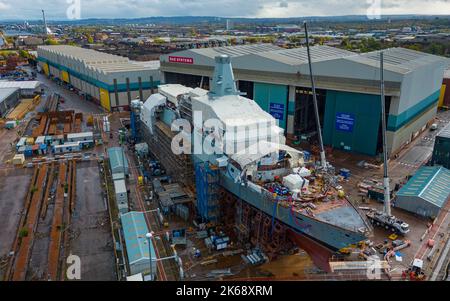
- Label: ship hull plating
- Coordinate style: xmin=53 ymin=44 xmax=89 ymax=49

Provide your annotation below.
xmin=220 ymin=173 xmax=367 ymax=252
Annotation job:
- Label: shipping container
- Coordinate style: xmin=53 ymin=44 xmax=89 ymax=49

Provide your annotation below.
xmin=26 ymin=137 xmax=35 ymax=146
xmin=16 ymin=137 xmax=26 ymax=151
xmin=12 ymin=154 xmax=25 ymax=165
xmin=35 ymin=136 xmax=46 ymax=145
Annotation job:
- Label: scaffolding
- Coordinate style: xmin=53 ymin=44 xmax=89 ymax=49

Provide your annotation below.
xmin=130 ymin=101 xmax=142 ymax=143
xmin=195 ymin=162 xmax=220 ymax=223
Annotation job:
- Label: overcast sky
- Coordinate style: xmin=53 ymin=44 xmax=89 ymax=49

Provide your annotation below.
xmin=1 ymin=0 xmax=450 ymax=20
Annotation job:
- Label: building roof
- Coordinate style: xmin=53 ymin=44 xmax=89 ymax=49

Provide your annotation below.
xmin=0 ymin=87 xmax=19 ymax=102
xmin=397 ymin=166 xmax=450 ymax=208
xmin=120 ymin=212 xmax=156 ymax=266
xmin=161 ymin=45 xmax=449 ymax=79
xmin=185 ymin=43 xmax=283 ymax=59
xmin=114 ymin=179 xmax=127 ymax=194
xmin=347 ymin=47 xmax=450 ymax=75
xmin=445 ymin=67 xmax=450 ymax=79
xmin=107 ymin=147 xmax=129 ymax=173
xmin=254 ymin=45 xmax=354 ymax=66
xmin=38 ymin=45 xmax=159 ymax=75
xmin=437 ymin=122 xmax=450 ymax=139
xmin=0 ymin=81 xmax=41 ymax=90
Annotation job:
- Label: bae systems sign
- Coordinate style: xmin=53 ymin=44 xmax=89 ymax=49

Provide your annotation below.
xmin=168 ymin=56 xmax=194 ymax=64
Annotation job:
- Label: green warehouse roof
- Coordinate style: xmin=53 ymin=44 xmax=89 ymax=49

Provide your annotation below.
xmin=121 ymin=212 xmax=156 ymax=266
xmin=107 ymin=147 xmax=129 ymax=174
xmin=397 ymin=166 xmax=450 ymax=208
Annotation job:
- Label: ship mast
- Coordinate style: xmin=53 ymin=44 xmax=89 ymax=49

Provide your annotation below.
xmin=304 ymin=21 xmax=327 ymax=171
xmin=380 ymin=51 xmax=392 ymax=217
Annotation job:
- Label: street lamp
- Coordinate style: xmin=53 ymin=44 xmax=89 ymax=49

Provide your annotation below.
xmin=146 ymin=232 xmax=154 ymax=280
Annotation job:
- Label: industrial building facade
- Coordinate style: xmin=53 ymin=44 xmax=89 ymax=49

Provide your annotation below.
xmin=37 ymin=45 xmax=160 ymax=112
xmin=160 ymin=44 xmax=449 ymax=156
xmin=395 ymin=166 xmax=450 ymax=219
xmin=0 ymin=87 xmax=20 ymax=118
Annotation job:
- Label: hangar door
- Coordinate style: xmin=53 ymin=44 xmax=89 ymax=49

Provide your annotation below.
xmin=323 ymin=90 xmax=381 ymax=156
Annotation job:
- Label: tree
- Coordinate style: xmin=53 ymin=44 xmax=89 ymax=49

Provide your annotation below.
xmin=45 ymin=39 xmax=59 ymax=45
xmin=86 ymin=34 xmax=94 ymax=44
xmin=19 ymin=50 xmax=29 ymax=58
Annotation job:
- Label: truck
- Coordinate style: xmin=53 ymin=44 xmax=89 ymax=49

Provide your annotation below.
xmin=366 ymin=209 xmax=410 ymax=235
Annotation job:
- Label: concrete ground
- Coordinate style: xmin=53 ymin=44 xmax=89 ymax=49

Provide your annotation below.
xmin=68 ymin=161 xmax=116 ymax=281
xmin=328 ymin=109 xmax=450 ymax=276
xmin=0 ymin=168 xmax=32 ymax=256
xmin=0 ymin=167 xmax=32 ymax=279
xmin=28 ymin=67 xmax=104 ymax=115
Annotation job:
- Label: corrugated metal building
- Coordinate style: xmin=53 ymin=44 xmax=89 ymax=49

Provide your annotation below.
xmin=0 ymin=81 xmax=41 ymax=97
xmin=431 ymin=122 xmax=450 ymax=169
xmin=160 ymin=45 xmax=450 ymax=156
xmin=0 ymin=88 xmax=20 ymax=117
xmin=395 ymin=166 xmax=450 ymax=219
xmin=37 ymin=45 xmax=160 ymax=111
xmin=120 ymin=212 xmax=157 ymax=276
xmin=108 ymin=147 xmax=129 ymax=175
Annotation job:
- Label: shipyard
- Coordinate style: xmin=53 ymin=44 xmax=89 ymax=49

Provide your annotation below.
xmin=1 ymin=1 xmax=450 ymax=287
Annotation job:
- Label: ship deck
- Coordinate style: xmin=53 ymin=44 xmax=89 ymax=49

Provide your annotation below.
xmin=256 ymin=183 xmax=369 ymax=233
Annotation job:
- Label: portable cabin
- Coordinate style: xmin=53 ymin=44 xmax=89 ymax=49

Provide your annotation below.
xmin=16 ymin=137 xmax=26 ymax=151
xmin=35 ymin=136 xmax=46 ymax=145
xmin=53 ymin=142 xmax=81 ymax=154
xmin=12 ymin=154 xmax=25 ymax=166
xmin=67 ymin=132 xmax=94 ymax=143
xmin=24 ymin=145 xmax=33 ymax=157
xmin=114 ymin=179 xmax=128 ymax=214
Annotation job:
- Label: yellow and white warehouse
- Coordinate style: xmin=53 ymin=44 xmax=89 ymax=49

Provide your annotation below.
xmin=37 ymin=45 xmax=160 ymax=112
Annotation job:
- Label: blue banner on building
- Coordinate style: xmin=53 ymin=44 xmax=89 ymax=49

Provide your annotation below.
xmin=336 ymin=113 xmax=355 ymax=132
xmin=269 ymin=103 xmax=285 ymax=120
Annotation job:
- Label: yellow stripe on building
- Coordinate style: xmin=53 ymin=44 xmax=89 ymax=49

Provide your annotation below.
xmin=61 ymin=70 xmax=70 ymax=83
xmin=438 ymin=84 xmax=446 ymax=108
xmin=42 ymin=63 xmax=50 ymax=76
xmin=99 ymin=88 xmax=111 ymax=112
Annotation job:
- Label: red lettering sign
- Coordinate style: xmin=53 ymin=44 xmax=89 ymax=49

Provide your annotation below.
xmin=168 ymin=56 xmax=194 ymax=64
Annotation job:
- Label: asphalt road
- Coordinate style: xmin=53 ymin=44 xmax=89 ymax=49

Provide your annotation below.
xmin=25 ymin=66 xmax=104 ymax=115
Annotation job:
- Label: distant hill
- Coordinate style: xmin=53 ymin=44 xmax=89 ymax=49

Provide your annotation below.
xmin=3 ymin=14 xmax=450 ymax=25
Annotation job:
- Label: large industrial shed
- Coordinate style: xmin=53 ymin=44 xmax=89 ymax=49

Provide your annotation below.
xmin=0 ymin=88 xmax=20 ymax=117
xmin=37 ymin=45 xmax=160 ymax=112
xmin=395 ymin=166 xmax=450 ymax=219
xmin=108 ymin=147 xmax=129 ymax=175
xmin=121 ymin=212 xmax=157 ymax=277
xmin=160 ymin=44 xmax=449 ymax=156
xmin=0 ymin=81 xmax=42 ymax=97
